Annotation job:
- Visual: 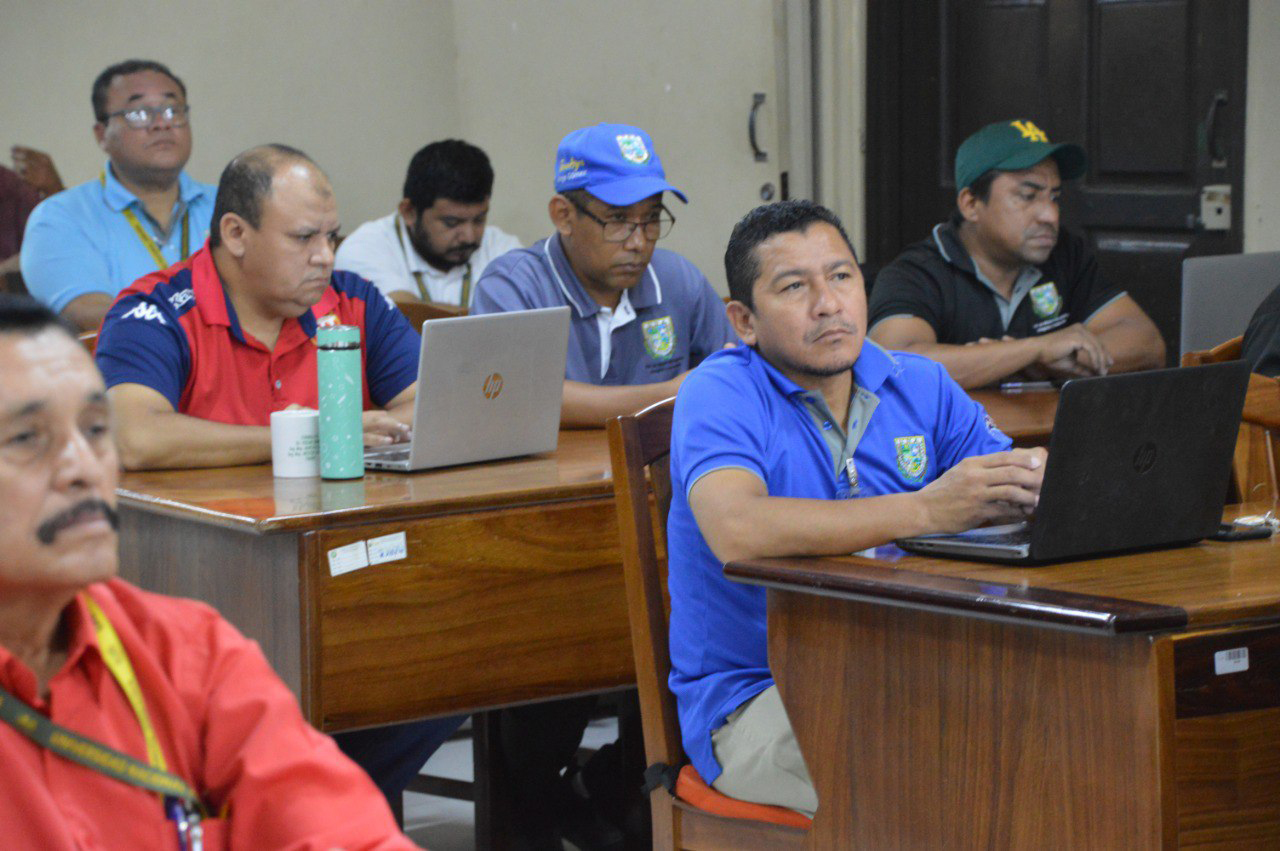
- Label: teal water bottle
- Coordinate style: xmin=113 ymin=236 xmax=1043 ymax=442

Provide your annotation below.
xmin=316 ymin=325 xmax=364 ymax=479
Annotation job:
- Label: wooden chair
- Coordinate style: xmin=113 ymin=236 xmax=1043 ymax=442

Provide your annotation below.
xmin=607 ymin=399 xmax=810 ymax=849
xmin=396 ymin=299 xmax=466 ymax=329
xmin=1181 ymin=335 xmax=1279 ymax=504
xmin=78 ymin=330 xmax=97 ymax=354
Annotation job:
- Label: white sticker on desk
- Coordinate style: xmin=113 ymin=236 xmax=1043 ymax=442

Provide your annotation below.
xmin=367 ymin=531 xmax=408 ymax=565
xmin=327 ymin=541 xmax=370 ymax=577
xmin=1214 ymin=647 xmax=1249 ymax=675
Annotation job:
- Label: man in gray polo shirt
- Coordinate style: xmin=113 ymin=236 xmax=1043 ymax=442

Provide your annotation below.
xmin=472 ymin=122 xmax=735 ymax=427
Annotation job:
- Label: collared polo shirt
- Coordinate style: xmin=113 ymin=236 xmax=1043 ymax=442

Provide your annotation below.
xmin=95 ymin=243 xmax=419 ymax=424
xmin=21 ymin=163 xmax=214 ymax=313
xmin=666 ymin=342 xmax=1011 ymax=786
xmin=334 ymin=211 xmax=522 ymax=307
xmin=868 ymin=213 xmax=1125 ymax=343
xmin=471 ymin=235 xmax=736 ymax=384
xmin=0 ymin=580 xmax=416 ymax=849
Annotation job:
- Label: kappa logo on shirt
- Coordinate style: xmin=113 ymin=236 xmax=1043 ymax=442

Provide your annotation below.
xmin=121 ymin=303 xmax=167 ymax=325
xmin=167 ymin=289 xmax=194 ymax=311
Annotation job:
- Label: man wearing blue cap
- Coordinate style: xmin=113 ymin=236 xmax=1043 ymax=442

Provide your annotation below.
xmin=869 ymin=119 xmax=1164 ymax=389
xmin=473 ymin=122 xmax=736 ymax=426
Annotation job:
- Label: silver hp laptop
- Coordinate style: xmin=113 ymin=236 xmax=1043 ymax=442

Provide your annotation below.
xmin=896 ymin=360 xmax=1251 ymax=564
xmin=364 ymin=306 xmax=570 ymax=472
xmin=1180 ymin=252 xmax=1280 ymax=358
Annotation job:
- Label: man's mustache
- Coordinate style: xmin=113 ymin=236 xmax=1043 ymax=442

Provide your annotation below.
xmin=448 ymin=243 xmax=480 ymax=256
xmin=36 ymin=499 xmax=119 ymax=545
xmin=804 ymin=321 xmax=859 ymax=343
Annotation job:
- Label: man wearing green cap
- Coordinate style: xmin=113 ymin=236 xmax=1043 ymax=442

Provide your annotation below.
xmin=868 ymin=119 xmax=1164 ymax=389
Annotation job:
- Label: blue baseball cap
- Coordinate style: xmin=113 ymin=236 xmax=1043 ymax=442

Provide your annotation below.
xmin=553 ymin=123 xmax=688 ymax=206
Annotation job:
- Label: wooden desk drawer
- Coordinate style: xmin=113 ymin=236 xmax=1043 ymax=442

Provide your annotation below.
xmin=1173 ymin=624 xmax=1280 ymax=718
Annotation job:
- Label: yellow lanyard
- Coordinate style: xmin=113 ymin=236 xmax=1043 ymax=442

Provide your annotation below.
xmin=100 ymin=170 xmax=190 ymax=270
xmin=398 ymin=215 xmax=471 ymax=307
xmin=82 ymin=595 xmax=169 ymax=771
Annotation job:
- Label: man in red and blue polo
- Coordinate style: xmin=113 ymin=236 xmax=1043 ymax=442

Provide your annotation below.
xmin=94 ymin=144 xmax=461 ymax=814
xmin=96 ymin=143 xmax=417 ymax=470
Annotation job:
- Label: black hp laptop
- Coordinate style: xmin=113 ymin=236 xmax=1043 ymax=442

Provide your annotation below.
xmin=896 ymin=360 xmax=1252 ymax=564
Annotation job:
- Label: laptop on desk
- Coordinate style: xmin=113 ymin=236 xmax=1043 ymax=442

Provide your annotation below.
xmin=363 ymin=306 xmax=570 ymax=472
xmin=1180 ymin=252 xmax=1280 ymax=358
xmin=896 ymin=360 xmax=1251 ymax=564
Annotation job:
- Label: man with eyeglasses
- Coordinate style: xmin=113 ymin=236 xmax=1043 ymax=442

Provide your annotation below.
xmin=21 ymin=59 xmax=214 ymax=332
xmin=473 ymin=122 xmax=736 ymax=428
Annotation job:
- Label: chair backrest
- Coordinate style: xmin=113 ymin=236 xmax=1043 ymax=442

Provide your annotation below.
xmin=606 ymin=398 xmax=684 ymax=771
xmin=78 ymin=330 xmax=97 ymax=354
xmin=1180 ymin=334 xmax=1243 ymax=367
xmin=396 ymin=299 xmax=467 ymax=329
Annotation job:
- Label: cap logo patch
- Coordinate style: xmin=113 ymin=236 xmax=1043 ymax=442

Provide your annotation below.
xmin=1011 ymin=120 xmax=1049 ymax=144
xmin=894 ymin=435 xmax=928 ymax=483
xmin=641 ymin=316 xmax=676 ymax=360
xmin=616 ymin=134 xmax=650 ymax=165
xmin=1029 ymin=282 xmax=1062 ymax=318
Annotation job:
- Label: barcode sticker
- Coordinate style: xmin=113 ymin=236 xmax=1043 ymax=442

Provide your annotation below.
xmin=327 ymin=541 xmax=370 ymax=577
xmin=1214 ymin=647 xmax=1249 ymax=675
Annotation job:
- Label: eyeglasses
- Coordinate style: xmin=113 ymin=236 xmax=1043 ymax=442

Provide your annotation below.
xmin=105 ymin=104 xmax=191 ymax=129
xmin=567 ymin=196 xmax=675 ymax=243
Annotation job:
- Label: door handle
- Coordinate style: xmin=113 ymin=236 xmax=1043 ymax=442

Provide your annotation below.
xmin=749 ymin=92 xmax=768 ymax=162
xmin=1204 ymin=90 xmax=1228 ymax=169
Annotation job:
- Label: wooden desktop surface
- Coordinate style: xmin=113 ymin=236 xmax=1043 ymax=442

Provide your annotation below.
xmin=114 ymin=392 xmax=1058 ymax=734
xmin=726 ymin=513 xmax=1280 ymax=848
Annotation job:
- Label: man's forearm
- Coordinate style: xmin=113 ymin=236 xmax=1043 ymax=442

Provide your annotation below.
xmin=889 ymin=338 xmax=1041 ymax=389
xmin=1093 ymin=318 xmax=1166 ymax=373
xmin=60 ymin=292 xmax=116 ymax=333
xmin=701 ymin=491 xmax=932 ymax=564
xmin=115 ymin=410 xmax=272 ymax=470
xmin=560 ymin=378 xmax=682 ymax=428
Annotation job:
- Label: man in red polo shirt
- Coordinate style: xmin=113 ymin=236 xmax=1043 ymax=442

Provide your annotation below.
xmin=94 ymin=144 xmax=462 ymax=817
xmin=96 ymin=143 xmax=416 ymax=470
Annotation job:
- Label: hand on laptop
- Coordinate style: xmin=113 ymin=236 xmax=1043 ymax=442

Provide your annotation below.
xmin=362 ymin=411 xmax=412 ymax=447
xmin=916 ymin=447 xmax=1047 ymax=533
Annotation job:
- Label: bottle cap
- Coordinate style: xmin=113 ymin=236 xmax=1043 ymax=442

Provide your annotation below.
xmin=316 ymin=325 xmax=361 ymax=348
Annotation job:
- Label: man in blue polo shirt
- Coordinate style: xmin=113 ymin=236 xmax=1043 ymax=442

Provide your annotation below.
xmin=21 ymin=59 xmax=215 ymax=331
xmin=472 ymin=122 xmax=735 ymax=427
xmin=668 ymin=200 xmax=1047 ymax=815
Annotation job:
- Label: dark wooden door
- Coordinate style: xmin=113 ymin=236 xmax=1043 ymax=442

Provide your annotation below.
xmin=865 ymin=0 xmax=1248 ymax=361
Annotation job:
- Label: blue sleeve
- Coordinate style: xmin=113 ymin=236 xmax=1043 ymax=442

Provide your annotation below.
xmin=20 ymin=195 xmax=114 ymax=314
xmin=930 ymin=361 xmax=1012 ymax=472
xmin=95 ymin=292 xmax=189 ymax=409
xmin=354 ymin=279 xmax=421 ymax=407
xmin=684 ymin=271 xmax=738 ymax=366
xmin=672 ymin=360 xmax=769 ymax=496
xmin=471 ymin=259 xmax=545 ymax=315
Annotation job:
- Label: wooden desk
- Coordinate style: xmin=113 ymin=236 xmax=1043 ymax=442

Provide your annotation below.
xmin=970 ymin=386 xmax=1058 ymax=445
xmin=116 ymin=430 xmax=632 ymax=732
xmin=115 ymin=390 xmax=1056 ymax=734
xmin=727 ymin=519 xmax=1280 ymax=848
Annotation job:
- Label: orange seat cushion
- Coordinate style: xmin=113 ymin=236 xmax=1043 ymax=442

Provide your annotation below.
xmin=674 ymin=764 xmax=813 ymax=829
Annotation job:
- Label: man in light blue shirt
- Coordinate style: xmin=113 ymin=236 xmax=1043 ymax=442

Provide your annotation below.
xmin=473 ymin=122 xmax=735 ymax=427
xmin=21 ymin=59 xmax=214 ymax=331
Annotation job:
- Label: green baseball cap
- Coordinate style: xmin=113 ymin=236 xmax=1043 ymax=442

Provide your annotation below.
xmin=954 ymin=119 xmax=1087 ymax=191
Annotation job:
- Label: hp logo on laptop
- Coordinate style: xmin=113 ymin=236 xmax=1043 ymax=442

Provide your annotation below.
xmin=1132 ymin=441 xmax=1158 ymax=474
xmin=483 ymin=372 xmax=504 ymax=399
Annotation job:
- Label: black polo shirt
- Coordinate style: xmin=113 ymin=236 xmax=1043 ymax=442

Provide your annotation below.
xmin=1241 ymin=282 xmax=1280 ymax=377
xmin=869 ymin=215 xmax=1124 ymax=344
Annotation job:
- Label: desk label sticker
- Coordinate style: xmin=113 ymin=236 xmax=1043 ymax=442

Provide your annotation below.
xmin=1214 ymin=647 xmax=1249 ymax=675
xmin=327 ymin=541 xmax=370 ymax=577
xmin=367 ymin=531 xmax=408 ymax=566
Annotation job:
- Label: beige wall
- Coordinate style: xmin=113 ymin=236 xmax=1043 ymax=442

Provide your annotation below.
xmin=7 ymin=0 xmax=1277 ymax=259
xmin=1246 ymin=0 xmax=1280 ymax=252
xmin=0 ymin=1 xmax=459 ymax=229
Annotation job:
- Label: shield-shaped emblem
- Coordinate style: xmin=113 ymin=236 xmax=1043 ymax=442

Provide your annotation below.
xmin=642 ymin=316 xmax=676 ymax=360
xmin=616 ymin=134 xmax=650 ymax=165
xmin=1029 ymin=282 xmax=1061 ymax=318
xmin=894 ymin=435 xmax=928 ymax=483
